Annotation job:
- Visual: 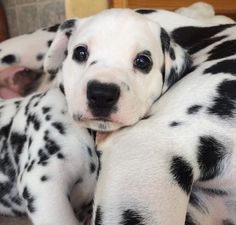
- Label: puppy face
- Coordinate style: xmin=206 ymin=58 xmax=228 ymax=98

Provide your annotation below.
xmin=45 ymin=9 xmax=191 ymax=131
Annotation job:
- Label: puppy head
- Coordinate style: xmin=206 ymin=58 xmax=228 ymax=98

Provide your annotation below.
xmin=44 ymin=9 xmax=191 ymax=131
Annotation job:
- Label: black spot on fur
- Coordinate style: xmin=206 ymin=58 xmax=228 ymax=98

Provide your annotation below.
xmin=45 ymin=24 xmax=60 ymax=32
xmin=189 ymin=35 xmax=227 ymax=55
xmin=47 ymin=68 xmax=58 ymax=76
xmin=208 ymin=40 xmax=236 ymax=61
xmin=60 ymin=19 xmax=76 ymax=30
xmin=36 ymin=53 xmax=44 ymax=61
xmin=42 ymin=106 xmax=51 ymax=114
xmin=185 ymin=212 xmax=197 ymax=225
xmin=208 ymin=80 xmax=236 ymax=118
xmin=160 ymin=28 xmax=170 ymax=53
xmin=169 ymin=47 xmax=176 ymax=60
xmin=27 ymin=160 xmax=35 ymax=172
xmin=135 ymin=9 xmax=157 ymax=14
xmin=204 ymin=59 xmax=236 ymax=75
xmin=41 ymin=175 xmax=48 ymax=182
xmin=1 ymin=54 xmax=17 ymax=64
xmin=169 ymin=121 xmax=181 ymax=127
xmin=27 ymin=114 xmax=41 ymax=131
xmin=187 ymin=105 xmax=202 ymax=114
xmin=57 ymin=153 xmax=64 ymax=159
xmin=10 ymin=132 xmax=27 ymax=164
xmin=170 ymin=156 xmax=193 ymax=194
xmin=171 ymin=24 xmax=235 ymax=49
xmin=47 ymin=40 xmax=53 ymax=47
xmin=95 ymin=206 xmax=102 ymax=225
xmin=38 ymin=149 xmax=49 ymax=164
xmin=87 ymin=146 xmax=93 ymax=157
xmin=45 ymin=115 xmax=51 ymax=121
xmin=96 ymin=150 xmax=102 ymax=179
xmin=121 ymin=209 xmax=145 ymax=225
xmin=22 ymin=187 xmax=35 ymax=213
xmin=0 ymin=199 xmax=11 ymax=208
xmin=52 ymin=122 xmax=65 ymax=135
xmin=65 ymin=30 xmax=72 ymax=38
xmin=90 ymin=163 xmax=96 ymax=173
xmin=59 ymin=83 xmax=65 ymax=95
xmin=198 ymin=136 xmax=227 ymax=181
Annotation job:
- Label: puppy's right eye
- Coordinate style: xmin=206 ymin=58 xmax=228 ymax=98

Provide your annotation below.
xmin=73 ymin=45 xmax=89 ymax=63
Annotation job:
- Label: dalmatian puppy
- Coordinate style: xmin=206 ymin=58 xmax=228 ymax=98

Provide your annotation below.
xmin=0 ymin=8 xmax=188 ymax=225
xmin=90 ymin=10 xmax=236 ymax=225
xmin=0 ymin=87 xmax=98 ymax=225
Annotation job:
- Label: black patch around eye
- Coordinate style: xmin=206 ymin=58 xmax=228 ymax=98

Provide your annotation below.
xmin=133 ymin=51 xmax=153 ymax=74
xmin=1 ymin=54 xmax=17 ymax=64
xmin=73 ymin=45 xmax=89 ymax=63
xmin=135 ymin=9 xmax=157 ymax=14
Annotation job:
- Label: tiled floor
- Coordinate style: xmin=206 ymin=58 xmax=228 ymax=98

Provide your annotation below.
xmin=2 ymin=0 xmax=65 ymax=37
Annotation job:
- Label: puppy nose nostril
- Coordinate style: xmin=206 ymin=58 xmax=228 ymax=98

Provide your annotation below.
xmin=87 ymin=80 xmax=120 ymax=116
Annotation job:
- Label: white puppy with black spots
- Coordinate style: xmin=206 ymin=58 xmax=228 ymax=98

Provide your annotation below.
xmin=0 ymin=8 xmax=190 ymax=225
xmin=44 ymin=9 xmax=236 ymax=225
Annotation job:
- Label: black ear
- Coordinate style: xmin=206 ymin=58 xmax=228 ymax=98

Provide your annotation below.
xmin=44 ymin=19 xmax=77 ymax=77
xmin=160 ymin=28 xmax=192 ymax=93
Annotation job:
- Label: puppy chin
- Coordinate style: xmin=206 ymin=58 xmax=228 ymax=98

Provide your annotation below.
xmin=79 ymin=120 xmax=123 ymax=131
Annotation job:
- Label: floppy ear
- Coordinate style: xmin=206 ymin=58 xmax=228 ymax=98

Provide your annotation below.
xmin=160 ymin=28 xmax=192 ymax=93
xmin=44 ymin=19 xmax=77 ymax=77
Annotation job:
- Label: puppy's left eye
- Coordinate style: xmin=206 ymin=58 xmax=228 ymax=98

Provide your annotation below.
xmin=73 ymin=45 xmax=89 ymax=63
xmin=133 ymin=51 xmax=153 ymax=74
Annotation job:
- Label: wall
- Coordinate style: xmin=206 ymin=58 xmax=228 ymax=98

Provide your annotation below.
xmin=2 ymin=0 xmax=65 ymax=37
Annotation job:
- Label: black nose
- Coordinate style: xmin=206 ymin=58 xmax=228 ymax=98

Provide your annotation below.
xmin=87 ymin=80 xmax=120 ymax=117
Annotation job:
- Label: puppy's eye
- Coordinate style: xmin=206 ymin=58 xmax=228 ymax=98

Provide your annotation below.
xmin=73 ymin=45 xmax=89 ymax=63
xmin=133 ymin=51 xmax=153 ymax=74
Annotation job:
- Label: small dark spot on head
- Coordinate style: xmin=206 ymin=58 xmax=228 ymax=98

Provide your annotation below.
xmin=57 ymin=153 xmax=64 ymax=159
xmin=36 ymin=53 xmax=44 ymax=61
xmin=169 ymin=121 xmax=181 ymax=127
xmin=41 ymin=175 xmax=48 ymax=182
xmin=187 ymin=105 xmax=202 ymax=115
